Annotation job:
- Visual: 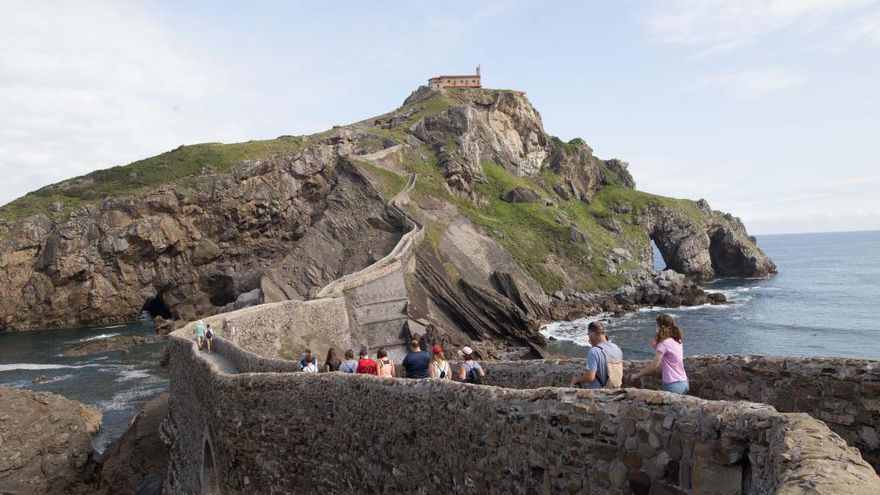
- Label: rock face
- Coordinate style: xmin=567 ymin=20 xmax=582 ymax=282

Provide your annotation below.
xmin=0 ymin=138 xmax=405 ymax=331
xmin=0 ymin=85 xmax=775 ymax=349
xmin=98 ymin=393 xmax=169 ymax=495
xmin=641 ymin=200 xmax=777 ymax=281
xmin=0 ymin=387 xmax=101 ymax=494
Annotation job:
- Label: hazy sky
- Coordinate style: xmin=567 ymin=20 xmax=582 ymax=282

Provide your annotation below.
xmin=2 ymin=0 xmax=879 ymax=234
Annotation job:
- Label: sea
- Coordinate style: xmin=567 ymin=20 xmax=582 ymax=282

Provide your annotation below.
xmin=542 ymin=230 xmax=880 ymax=361
xmin=0 ymin=230 xmax=877 ymax=452
xmin=0 ymin=319 xmax=167 ymax=452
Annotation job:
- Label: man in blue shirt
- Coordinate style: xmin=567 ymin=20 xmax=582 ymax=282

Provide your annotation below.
xmin=401 ymin=340 xmax=431 ymax=379
xmin=570 ymin=321 xmax=623 ymax=388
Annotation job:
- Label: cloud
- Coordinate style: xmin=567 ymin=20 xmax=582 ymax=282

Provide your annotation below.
xmin=848 ymin=10 xmax=880 ymax=43
xmin=645 ymin=0 xmax=879 ymax=54
xmin=0 ymin=1 xmax=236 ymax=206
xmin=694 ymin=66 xmax=805 ymax=95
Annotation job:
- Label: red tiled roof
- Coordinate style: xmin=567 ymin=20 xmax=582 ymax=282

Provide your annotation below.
xmin=430 ymin=75 xmax=480 ymax=79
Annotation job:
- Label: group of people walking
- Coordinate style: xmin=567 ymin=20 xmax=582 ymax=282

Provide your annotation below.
xmin=299 ymin=339 xmax=486 ymax=383
xmin=570 ymin=314 xmax=689 ymax=394
xmin=197 ymin=313 xmax=688 ymax=395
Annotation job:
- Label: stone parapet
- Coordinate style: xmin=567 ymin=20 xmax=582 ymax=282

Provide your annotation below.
xmin=178 ymin=297 xmax=352 ymax=360
xmin=164 ymin=337 xmax=880 ymax=494
xmin=483 ymin=355 xmax=880 ymax=472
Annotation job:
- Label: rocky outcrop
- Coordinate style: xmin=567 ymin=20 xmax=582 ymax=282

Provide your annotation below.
xmin=98 ymin=393 xmax=169 ymax=495
xmin=547 ymin=269 xmax=726 ymax=321
xmin=0 ymin=137 xmax=404 ymax=331
xmin=641 ymin=200 xmax=777 ymax=281
xmin=404 ymin=88 xmax=633 ymax=201
xmin=61 ymin=334 xmax=152 ymax=357
xmin=500 ymin=186 xmax=542 ymax=203
xmin=0 ymin=387 xmax=101 ymax=494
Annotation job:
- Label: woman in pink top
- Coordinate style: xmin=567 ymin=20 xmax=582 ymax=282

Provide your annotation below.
xmin=629 ymin=314 xmax=689 ymax=394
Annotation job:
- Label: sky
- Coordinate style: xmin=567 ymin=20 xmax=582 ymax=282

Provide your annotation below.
xmin=1 ymin=0 xmax=879 ymax=235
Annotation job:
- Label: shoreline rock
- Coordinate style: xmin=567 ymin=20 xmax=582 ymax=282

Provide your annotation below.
xmin=0 ymin=387 xmax=102 ymax=494
xmin=547 ymin=269 xmax=726 ymax=323
xmin=60 ymin=334 xmax=152 ymax=357
xmin=97 ymin=393 xmax=169 ymax=495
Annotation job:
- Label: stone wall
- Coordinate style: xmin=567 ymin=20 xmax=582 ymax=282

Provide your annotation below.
xmin=180 ymin=297 xmax=352 ymax=361
xmin=482 ymin=355 xmax=880 ymax=471
xmin=164 ymin=336 xmax=880 ymax=494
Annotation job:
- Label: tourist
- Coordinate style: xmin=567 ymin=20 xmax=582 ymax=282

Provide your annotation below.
xmin=204 ymin=324 xmax=214 ymax=353
xmin=300 ymin=349 xmax=319 ymax=373
xmin=570 ymin=321 xmax=623 ymax=389
xmin=340 ymin=349 xmax=358 ymax=373
xmin=429 ymin=344 xmax=451 ymax=379
xmin=376 ymin=347 xmax=396 ymax=378
xmin=356 ymin=346 xmax=378 ymax=375
xmin=457 ymin=346 xmax=485 ymax=384
xmin=401 ymin=339 xmax=430 ymax=379
xmin=629 ymin=314 xmax=689 ymax=394
xmin=194 ymin=320 xmax=207 ymax=350
xmin=323 ymin=347 xmax=341 ymax=372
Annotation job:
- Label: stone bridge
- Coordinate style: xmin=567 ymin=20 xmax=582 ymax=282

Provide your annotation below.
xmin=160 ymin=164 xmax=880 ymax=493
xmin=163 ymin=333 xmax=880 ymax=494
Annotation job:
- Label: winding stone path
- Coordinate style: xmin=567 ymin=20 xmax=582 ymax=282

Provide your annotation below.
xmin=199 ymin=349 xmax=237 ymax=374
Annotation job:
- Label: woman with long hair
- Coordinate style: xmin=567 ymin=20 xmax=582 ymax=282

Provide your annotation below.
xmin=428 ymin=344 xmax=451 ymax=379
xmin=339 ymin=349 xmax=358 ymax=374
xmin=629 ymin=314 xmax=689 ymax=394
xmin=323 ymin=347 xmax=341 ymax=372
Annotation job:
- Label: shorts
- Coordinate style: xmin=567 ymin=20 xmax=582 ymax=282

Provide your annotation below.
xmin=662 ymin=380 xmax=689 ymax=394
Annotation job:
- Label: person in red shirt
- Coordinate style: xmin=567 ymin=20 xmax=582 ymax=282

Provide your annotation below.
xmin=356 ymin=346 xmax=378 ymax=375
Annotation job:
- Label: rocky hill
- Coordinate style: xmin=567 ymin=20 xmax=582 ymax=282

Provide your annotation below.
xmin=0 ymin=86 xmax=775 ymax=350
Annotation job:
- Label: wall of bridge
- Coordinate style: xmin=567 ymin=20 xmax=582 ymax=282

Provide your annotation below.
xmin=483 ymin=355 xmax=880 ymax=471
xmin=163 ymin=335 xmax=879 ymax=494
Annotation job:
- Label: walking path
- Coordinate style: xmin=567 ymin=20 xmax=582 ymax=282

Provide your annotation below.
xmin=200 ymin=349 xmax=237 ymax=374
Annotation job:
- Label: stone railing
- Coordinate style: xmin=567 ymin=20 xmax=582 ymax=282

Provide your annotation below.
xmin=180 ymin=297 xmax=352 ymax=360
xmin=483 ymin=355 xmax=880 ymax=472
xmin=163 ymin=334 xmax=880 ymax=494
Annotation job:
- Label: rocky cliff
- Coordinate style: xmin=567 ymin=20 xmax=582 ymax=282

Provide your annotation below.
xmin=0 ymin=387 xmax=102 ymax=494
xmin=0 ymin=86 xmax=775 ymax=353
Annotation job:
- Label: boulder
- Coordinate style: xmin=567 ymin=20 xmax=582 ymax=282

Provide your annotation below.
xmin=98 ymin=393 xmax=169 ymax=495
xmin=569 ymin=227 xmax=587 ymax=244
xmin=0 ymin=387 xmax=101 ymax=494
xmin=500 ymin=186 xmax=542 ymax=204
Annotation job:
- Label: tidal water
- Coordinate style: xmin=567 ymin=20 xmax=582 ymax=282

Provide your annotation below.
xmin=542 ymin=230 xmax=880 ymax=361
xmin=0 ymin=320 xmax=166 ymax=452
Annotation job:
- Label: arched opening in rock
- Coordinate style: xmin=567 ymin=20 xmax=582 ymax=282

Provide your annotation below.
xmin=650 ymin=239 xmax=667 ymax=271
xmin=205 ymin=274 xmax=236 ymax=307
xmin=141 ymin=294 xmax=172 ymax=320
xmin=201 ymin=437 xmax=220 ymax=495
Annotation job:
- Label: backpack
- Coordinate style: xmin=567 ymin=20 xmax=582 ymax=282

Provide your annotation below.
xmin=464 ymin=362 xmax=482 ymax=384
xmin=433 ymin=361 xmax=448 ymax=379
xmin=340 ymin=360 xmax=357 ymax=373
xmin=596 ymin=344 xmax=623 ymax=389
